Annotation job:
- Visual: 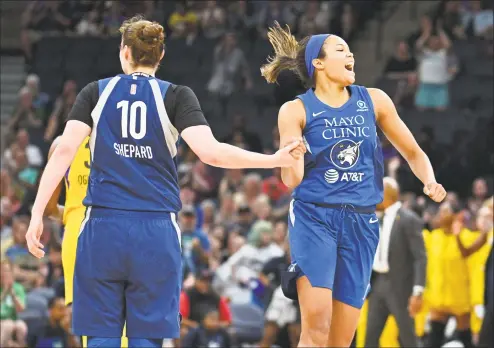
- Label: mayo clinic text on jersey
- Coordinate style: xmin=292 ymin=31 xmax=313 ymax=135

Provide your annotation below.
xmin=114 ymin=143 xmax=153 ymax=159
xmin=322 ymin=115 xmax=370 ymax=140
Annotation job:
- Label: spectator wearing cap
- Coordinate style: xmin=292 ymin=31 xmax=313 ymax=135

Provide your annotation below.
xmin=233 ymin=203 xmax=254 ymax=237
xmin=179 ymin=205 xmax=211 ymax=277
xmin=179 ymin=185 xmax=204 ymax=229
xmin=180 ymin=270 xmax=232 ymax=331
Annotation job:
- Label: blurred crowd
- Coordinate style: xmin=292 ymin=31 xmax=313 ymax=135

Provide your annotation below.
xmin=1 ymin=0 xmax=493 ymax=348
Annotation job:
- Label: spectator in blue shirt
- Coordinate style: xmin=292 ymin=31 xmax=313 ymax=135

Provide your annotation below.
xmin=180 ymin=205 xmax=211 ymax=276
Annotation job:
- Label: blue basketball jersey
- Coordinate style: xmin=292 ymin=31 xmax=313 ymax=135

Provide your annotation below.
xmin=83 ymin=74 xmax=181 ymax=212
xmin=293 ymin=85 xmax=384 ymax=207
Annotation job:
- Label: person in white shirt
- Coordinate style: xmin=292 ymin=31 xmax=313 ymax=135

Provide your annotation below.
xmin=2 ymin=129 xmax=43 ymax=169
xmin=213 ymin=220 xmax=284 ymax=305
xmin=415 ymin=21 xmax=457 ymax=112
xmin=365 ymin=177 xmax=427 ymax=348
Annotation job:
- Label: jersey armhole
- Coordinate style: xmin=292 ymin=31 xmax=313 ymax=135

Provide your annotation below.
xmin=357 ymin=85 xmax=377 ymax=123
xmin=295 ymin=96 xmax=309 ymax=131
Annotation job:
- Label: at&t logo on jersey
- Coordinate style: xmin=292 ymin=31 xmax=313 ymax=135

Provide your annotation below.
xmin=324 ymin=169 xmax=364 ymax=184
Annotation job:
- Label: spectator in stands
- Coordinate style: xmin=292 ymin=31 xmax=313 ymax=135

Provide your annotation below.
xmin=201 ymin=200 xmax=217 ymax=234
xmin=408 ymin=15 xmax=433 ymax=51
xmin=0 ymin=260 xmax=27 ymax=348
xmin=297 ymin=1 xmax=330 ymax=37
xmin=223 ymin=114 xmax=262 ymax=153
xmin=215 ymin=220 xmax=283 ymax=305
xmin=11 ymin=147 xmax=40 ymax=195
xmin=199 ymin=1 xmax=227 ymax=39
xmin=262 ymin=167 xmax=289 ymax=203
xmin=180 ymin=270 xmax=232 ymax=331
xmin=461 ymin=0 xmax=493 ymax=39
xmin=1 ymin=196 xmax=14 ymax=241
xmin=252 ymin=194 xmax=272 ymax=221
xmin=45 ymin=243 xmax=63 ymax=288
xmin=440 ymin=0 xmax=467 ymax=40
xmin=179 ymin=185 xmax=204 ymax=228
xmin=76 ymin=10 xmax=103 ymax=37
xmin=383 ymin=40 xmax=418 ymax=109
xmin=168 ymin=2 xmax=198 ymax=39
xmin=468 ymin=177 xmax=490 ymax=215
xmin=415 ymin=20 xmax=455 ymax=111
xmin=20 ymin=1 xmax=71 ymax=61
xmin=7 ymin=87 xmax=42 ymax=136
xmin=29 ymin=296 xmax=80 ymax=348
xmin=233 ymin=203 xmax=255 ymax=237
xmin=207 ymin=32 xmax=253 ymax=116
xmin=102 ymin=0 xmax=125 ymax=36
xmin=227 ymin=1 xmax=257 ymax=39
xmin=2 ymin=129 xmax=43 ymax=169
xmin=180 ymin=205 xmax=211 ymax=276
xmin=44 ymin=80 xmax=77 ymax=142
xmin=219 ymin=168 xmax=244 ymax=197
xmin=240 ymin=173 xmax=263 ymax=210
xmin=181 ymin=309 xmax=232 ymax=348
xmin=190 ymin=160 xmax=216 ymax=200
xmin=216 ymin=192 xmax=237 ymax=229
xmin=256 ymin=1 xmax=296 ymax=39
xmin=4 ymin=216 xmax=43 ymax=292
xmin=25 ymin=74 xmax=50 ymax=118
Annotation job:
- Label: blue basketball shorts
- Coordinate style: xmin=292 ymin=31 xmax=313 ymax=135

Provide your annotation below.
xmin=72 ymin=207 xmax=182 ymax=339
xmin=283 ymin=199 xmax=379 ymax=309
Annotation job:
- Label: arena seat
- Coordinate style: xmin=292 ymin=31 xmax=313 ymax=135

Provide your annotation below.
xmin=229 ymin=303 xmax=265 ymax=344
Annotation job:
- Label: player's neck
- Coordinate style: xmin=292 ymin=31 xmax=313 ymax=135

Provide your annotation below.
xmin=127 ymin=66 xmax=156 ymax=77
xmin=314 ymin=81 xmax=349 ymax=108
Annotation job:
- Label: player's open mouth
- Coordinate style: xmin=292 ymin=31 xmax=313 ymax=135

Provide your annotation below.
xmin=345 ymin=63 xmax=354 ymax=71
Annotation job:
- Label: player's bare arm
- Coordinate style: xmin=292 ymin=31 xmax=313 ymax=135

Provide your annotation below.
xmin=370 ymin=88 xmax=446 ymax=202
xmin=27 ymin=120 xmax=91 ymax=258
xmin=44 ymin=136 xmax=64 ymax=221
xmin=278 ymin=99 xmax=306 ymax=188
xmin=181 ymin=125 xmax=302 ymax=169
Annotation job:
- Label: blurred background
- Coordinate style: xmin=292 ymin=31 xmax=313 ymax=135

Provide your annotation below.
xmin=0 ymin=0 xmax=492 ymax=347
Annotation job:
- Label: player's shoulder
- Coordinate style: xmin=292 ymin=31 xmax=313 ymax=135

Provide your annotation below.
xmin=278 ymin=98 xmax=306 ymax=125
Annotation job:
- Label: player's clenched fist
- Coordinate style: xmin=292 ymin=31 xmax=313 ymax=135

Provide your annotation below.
xmin=423 ymin=182 xmax=446 ymax=203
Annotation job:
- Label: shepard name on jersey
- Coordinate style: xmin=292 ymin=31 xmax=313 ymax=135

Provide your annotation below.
xmin=113 ymin=142 xmax=153 ymax=159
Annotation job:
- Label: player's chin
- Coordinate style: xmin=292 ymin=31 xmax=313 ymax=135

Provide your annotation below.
xmin=343 ymin=71 xmax=356 ymax=85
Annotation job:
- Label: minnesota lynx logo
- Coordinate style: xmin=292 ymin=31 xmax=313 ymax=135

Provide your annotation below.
xmin=330 ymin=139 xmax=363 ymax=170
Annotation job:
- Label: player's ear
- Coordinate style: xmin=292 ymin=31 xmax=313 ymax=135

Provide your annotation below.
xmin=312 ymin=58 xmax=324 ymax=72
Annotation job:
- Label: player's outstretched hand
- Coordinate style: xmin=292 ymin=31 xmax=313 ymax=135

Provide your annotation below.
xmin=26 ymin=214 xmax=45 ymax=259
xmin=423 ymin=182 xmax=446 ymax=203
xmin=275 ymin=140 xmax=302 ymax=167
